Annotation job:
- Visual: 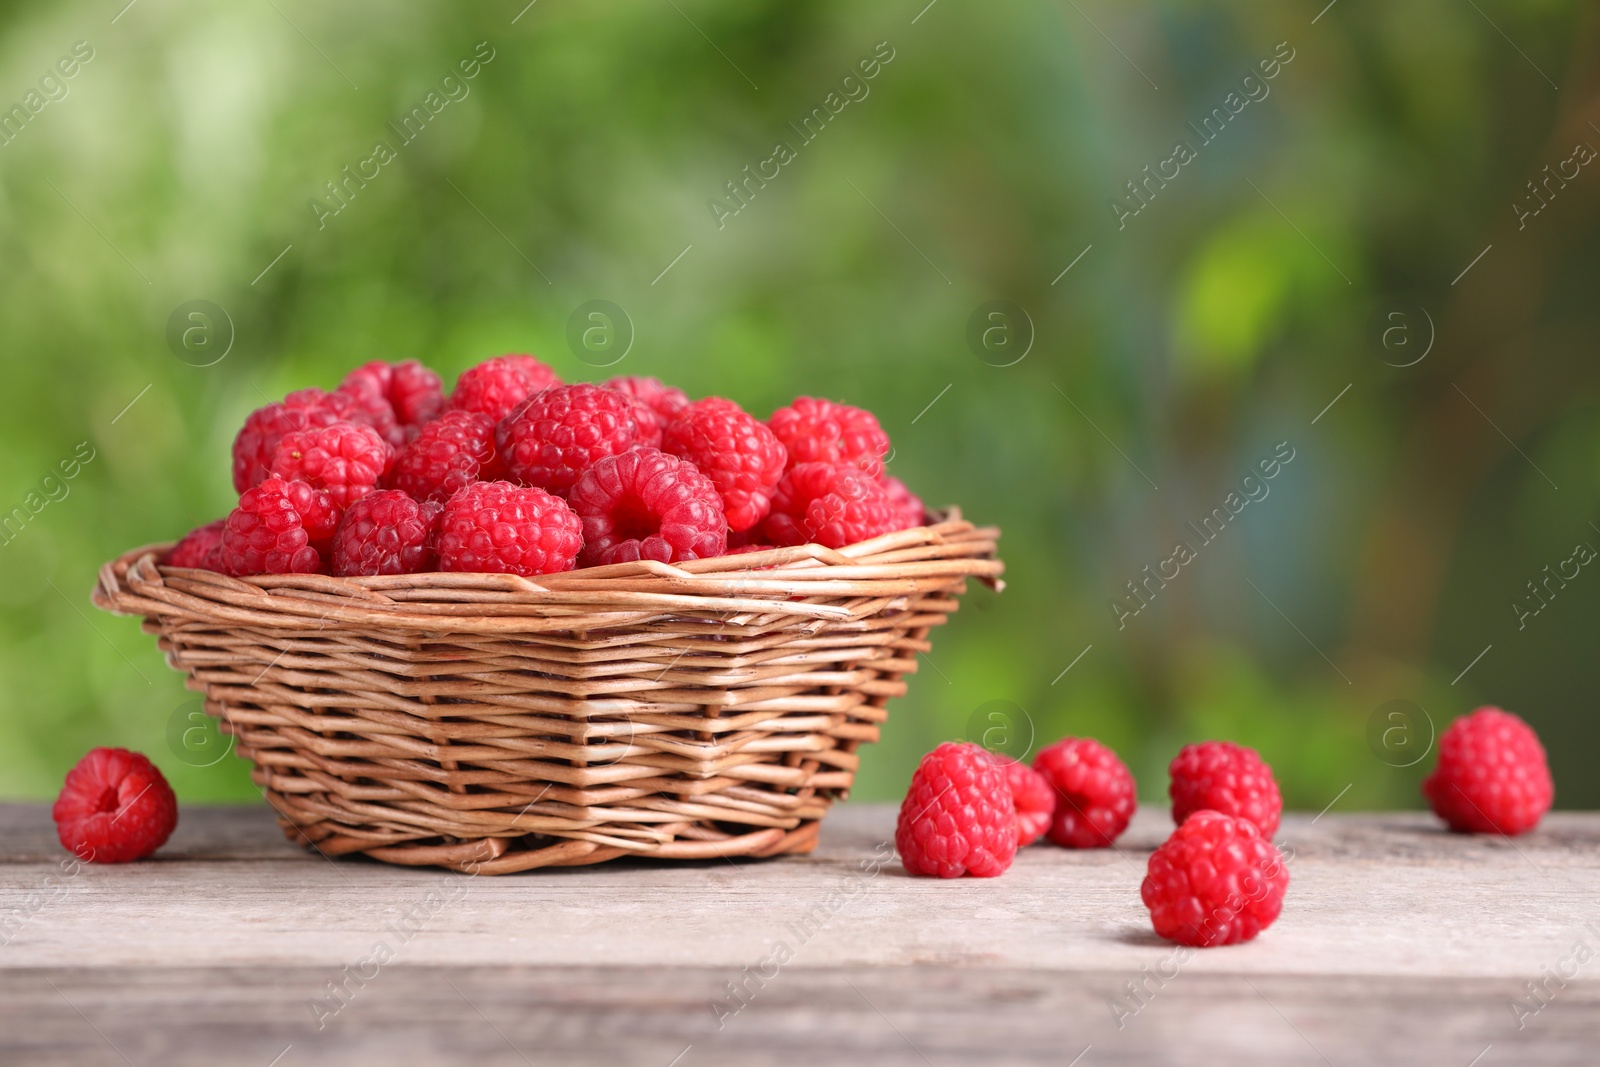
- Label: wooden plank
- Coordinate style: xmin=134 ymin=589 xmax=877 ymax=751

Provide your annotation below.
xmin=3 ymin=803 xmax=1598 ymax=1064
xmin=2 ymin=965 xmax=1596 ymax=1066
xmin=4 ymin=804 xmax=1599 ymax=976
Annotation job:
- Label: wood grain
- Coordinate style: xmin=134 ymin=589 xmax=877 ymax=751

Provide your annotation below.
xmin=3 ymin=803 xmax=1598 ymax=1065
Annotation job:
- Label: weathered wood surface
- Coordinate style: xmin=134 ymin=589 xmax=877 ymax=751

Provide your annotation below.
xmin=3 ymin=802 xmax=1598 ymax=1065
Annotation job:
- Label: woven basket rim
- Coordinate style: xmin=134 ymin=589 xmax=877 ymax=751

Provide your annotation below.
xmin=93 ymin=510 xmax=1003 ymax=634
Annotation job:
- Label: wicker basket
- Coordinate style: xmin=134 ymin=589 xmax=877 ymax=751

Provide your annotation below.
xmin=92 ymin=513 xmax=1002 ymax=874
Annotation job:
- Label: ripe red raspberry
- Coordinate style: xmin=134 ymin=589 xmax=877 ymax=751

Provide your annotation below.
xmin=569 ymin=447 xmax=727 ymax=567
xmin=605 ymin=375 xmax=690 ymax=432
xmin=662 ymin=398 xmax=787 ymax=532
xmin=340 ymin=359 xmax=445 ymax=429
xmin=332 ymin=381 xmax=404 ymax=447
xmin=161 ymin=519 xmax=225 ymax=571
xmin=768 ymin=396 xmax=891 ymax=477
xmin=997 ymin=757 xmax=1054 ymax=847
xmin=220 ymin=477 xmax=338 ymax=576
xmin=52 ymin=748 xmax=178 ymax=863
xmin=618 ymin=396 xmax=664 ymax=449
xmin=895 ymin=742 xmax=1017 ymax=878
xmin=331 ymin=490 xmax=441 ymax=577
xmin=882 ymin=475 xmax=927 ymax=530
xmin=1032 ymin=736 xmax=1136 ymax=848
xmin=725 ymin=527 xmax=766 ymax=550
xmin=232 ymin=388 xmax=361 ymax=493
xmin=762 ymin=462 xmax=900 ymax=549
xmin=447 ymin=354 xmax=560 ymax=422
xmin=1169 ymin=741 xmax=1283 ymax=837
xmin=436 ymin=480 xmax=582 ymax=576
xmin=495 ymin=383 xmax=641 ymax=496
xmin=1423 ymin=706 xmax=1553 ymax=835
xmin=1142 ymin=810 xmax=1289 ymax=947
xmin=386 ymin=410 xmax=506 ymax=503
xmin=269 ymin=421 xmax=392 ymax=510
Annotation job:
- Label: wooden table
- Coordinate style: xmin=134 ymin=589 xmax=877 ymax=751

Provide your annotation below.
xmin=3 ymin=802 xmax=1597 ymax=1066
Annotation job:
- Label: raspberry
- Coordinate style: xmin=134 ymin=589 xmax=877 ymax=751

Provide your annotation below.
xmin=161 ymin=519 xmax=225 ymax=571
xmin=998 ymin=757 xmax=1054 ymax=847
xmin=568 ymin=447 xmax=727 ymax=567
xmin=220 ymin=477 xmax=338 ymax=576
xmin=882 ymin=475 xmax=927 ymax=530
xmin=1142 ymin=810 xmax=1289 ymax=947
xmin=232 ymin=388 xmax=361 ymax=493
xmin=1169 ymin=741 xmax=1283 ymax=837
xmin=340 ymin=359 xmax=445 ymax=429
xmin=495 ymin=383 xmax=641 ymax=496
xmin=1423 ymin=706 xmax=1553 ymax=835
xmin=611 ymin=391 xmax=666 ymax=450
xmin=331 ymin=490 xmax=441 ymax=577
xmin=662 ymin=398 xmax=787 ymax=532
xmin=1032 ymin=737 xmax=1136 ymax=848
xmin=436 ymin=480 xmax=582 ymax=576
xmin=895 ymin=742 xmax=1017 ymax=878
xmin=386 ymin=410 xmax=505 ymax=503
xmin=52 ymin=748 xmax=178 ymax=864
xmin=269 ymin=421 xmax=393 ymax=510
xmin=333 ymin=379 xmax=405 ymax=447
xmin=605 ymin=375 xmax=690 ymax=432
xmin=768 ymin=396 xmax=891 ymax=477
xmin=761 ymin=462 xmax=900 ymax=549
xmin=447 ymin=354 xmax=560 ymax=422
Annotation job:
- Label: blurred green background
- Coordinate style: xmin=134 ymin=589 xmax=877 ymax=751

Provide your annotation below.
xmin=1 ymin=0 xmax=1596 ymax=810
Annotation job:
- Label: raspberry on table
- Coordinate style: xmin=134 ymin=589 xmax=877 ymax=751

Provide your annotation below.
xmin=161 ymin=519 xmax=225 ymax=571
xmin=882 ymin=475 xmax=927 ymax=530
xmin=1169 ymin=740 xmax=1283 ymax=837
xmin=220 ymin=477 xmax=339 ymax=576
xmin=340 ymin=359 xmax=445 ymax=430
xmin=331 ymin=490 xmax=441 ymax=577
xmin=386 ymin=410 xmax=505 ymax=503
xmin=1423 ymin=706 xmax=1553 ymax=835
xmin=52 ymin=747 xmax=178 ymax=863
xmin=605 ymin=375 xmax=690 ymax=432
xmin=568 ymin=447 xmax=727 ymax=567
xmin=495 ymin=383 xmax=641 ymax=496
xmin=1142 ymin=810 xmax=1289 ymax=947
xmin=768 ymin=396 xmax=891 ymax=477
xmin=895 ymin=741 xmax=1018 ymax=878
xmin=436 ymin=480 xmax=582 ymax=576
xmin=997 ymin=757 xmax=1054 ymax=847
xmin=761 ymin=462 xmax=900 ymax=549
xmin=232 ymin=388 xmax=362 ymax=493
xmin=268 ymin=421 xmax=393 ymax=510
xmin=447 ymin=354 xmax=561 ymax=422
xmin=1032 ymin=736 xmax=1137 ymax=848
xmin=662 ymin=397 xmax=787 ymax=532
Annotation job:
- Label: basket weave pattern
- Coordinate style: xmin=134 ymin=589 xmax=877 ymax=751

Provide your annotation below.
xmin=94 ymin=514 xmax=1001 ymax=873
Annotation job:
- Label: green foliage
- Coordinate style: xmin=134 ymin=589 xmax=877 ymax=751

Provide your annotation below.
xmin=0 ymin=0 xmax=1594 ymax=810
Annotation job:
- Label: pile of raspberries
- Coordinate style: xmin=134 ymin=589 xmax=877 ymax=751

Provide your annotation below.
xmin=159 ymin=355 xmax=928 ymax=578
xmin=895 ymin=705 xmax=1553 ymax=947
